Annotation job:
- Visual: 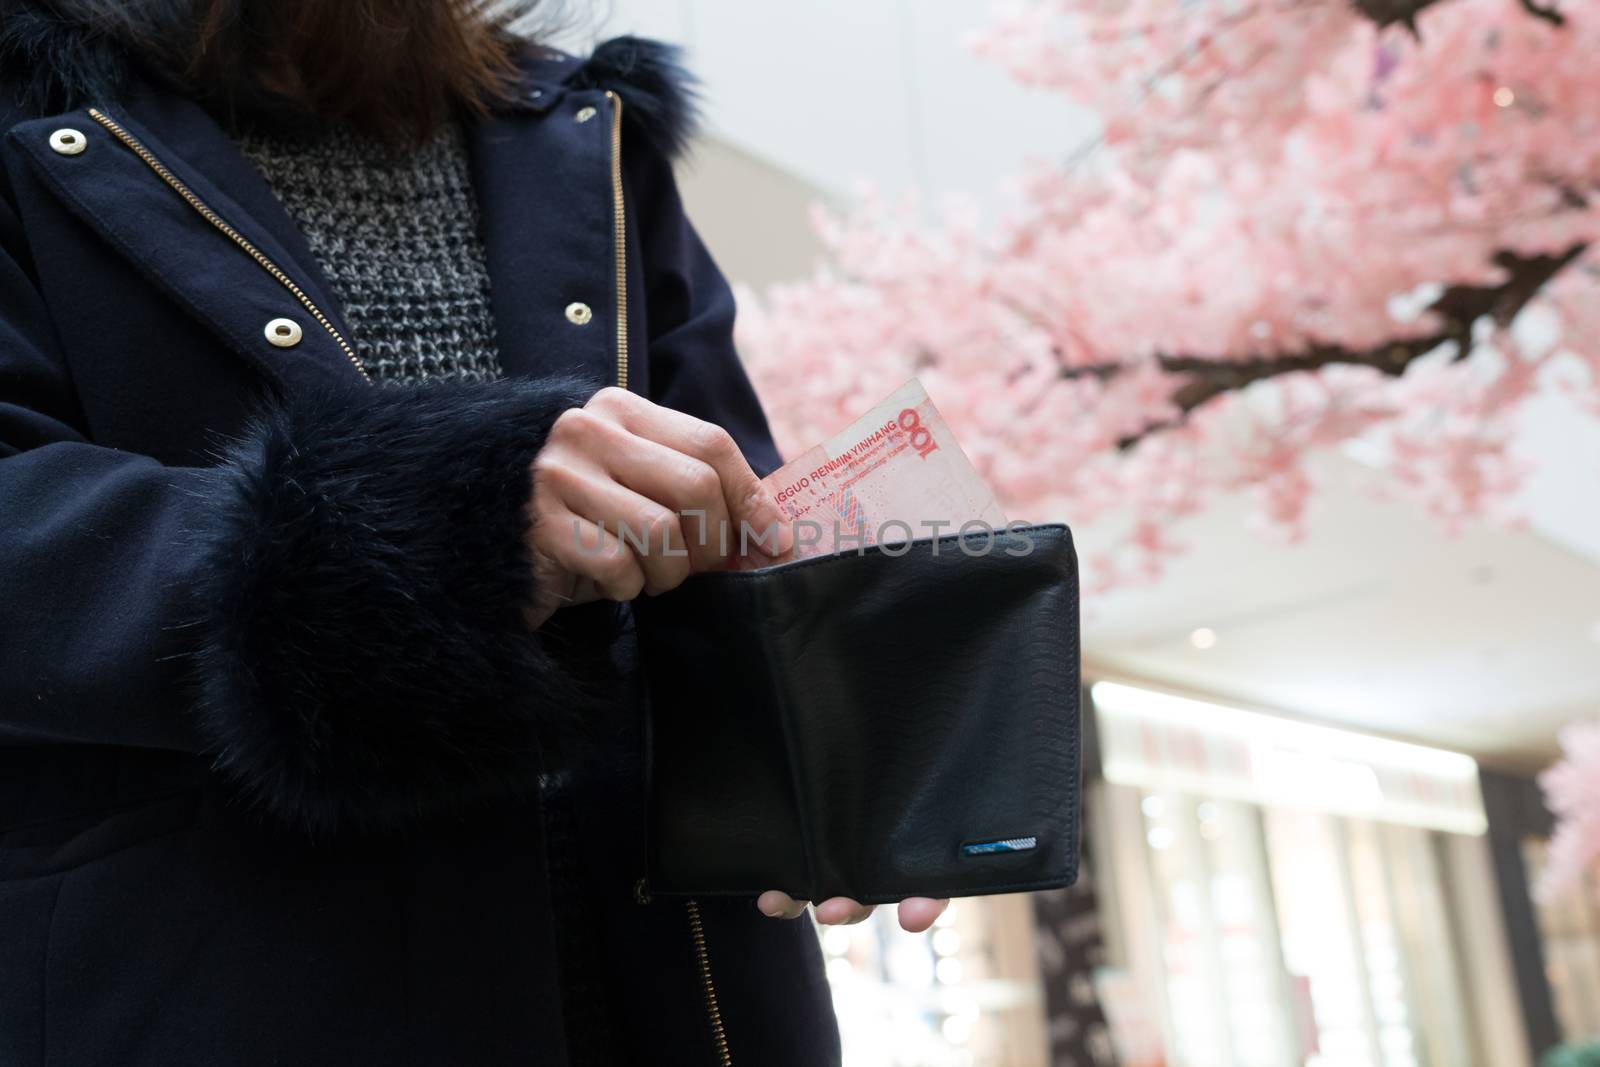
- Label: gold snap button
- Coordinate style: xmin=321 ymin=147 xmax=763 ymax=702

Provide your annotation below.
xmin=564 ymin=302 xmax=593 ymax=326
xmin=574 ymin=106 xmax=597 ymax=123
xmin=264 ymin=317 xmax=303 ymax=347
xmin=49 ymin=128 xmax=87 ymax=156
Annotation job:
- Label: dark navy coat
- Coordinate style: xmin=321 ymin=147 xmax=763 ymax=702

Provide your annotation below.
xmin=0 ymin=19 xmax=837 ymax=1067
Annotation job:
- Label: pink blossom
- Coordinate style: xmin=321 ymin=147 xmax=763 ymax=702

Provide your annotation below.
xmin=738 ymin=0 xmax=1600 ymax=588
xmin=1538 ymin=720 xmax=1600 ymax=904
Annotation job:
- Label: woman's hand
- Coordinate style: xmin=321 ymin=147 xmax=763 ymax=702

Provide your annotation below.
xmin=757 ymin=891 xmax=951 ymax=934
xmin=527 ymin=390 xmax=936 ymax=931
xmin=522 ymin=387 xmax=792 ymax=628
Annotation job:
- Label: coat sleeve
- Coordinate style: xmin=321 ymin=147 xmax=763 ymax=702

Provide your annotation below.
xmin=624 ymin=124 xmax=784 ymax=479
xmin=0 ymin=182 xmax=601 ymax=837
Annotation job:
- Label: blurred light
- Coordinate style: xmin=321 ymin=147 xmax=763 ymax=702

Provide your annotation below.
xmin=1093 ymin=681 xmax=1487 ymax=834
xmin=826 ymin=957 xmax=854 ymax=983
xmin=1367 ymin=945 xmax=1399 ymax=970
xmin=1141 ymin=794 xmax=1166 ymax=818
xmin=1189 ymin=627 xmax=1218 ymax=650
xmin=941 ymin=1015 xmax=973 ymax=1044
xmin=936 ymin=957 xmax=965 ymax=985
xmin=822 ymin=926 xmax=853 ymax=956
xmin=1253 ymin=745 xmax=1384 ymax=809
xmin=947 ymin=996 xmax=981 ymax=1023
xmin=1097 ymin=681 xmax=1477 ymax=775
xmin=1381 ymin=1025 xmax=1416 ymax=1051
xmin=932 ymin=928 xmax=962 ymax=957
xmin=934 ymin=902 xmax=959 ymax=928
xmin=887 ymin=941 xmax=935 ymax=988
xmin=1147 ymin=826 xmax=1176 ymax=850
xmin=1196 ymin=800 xmax=1219 ymax=823
xmin=1493 ymin=86 xmax=1515 ymax=108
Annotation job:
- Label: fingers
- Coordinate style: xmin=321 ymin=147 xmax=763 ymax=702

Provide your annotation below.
xmin=529 ymin=390 xmax=792 ymax=614
xmin=584 ymin=421 xmax=736 ymax=573
xmin=756 ymin=893 xmax=875 ymax=926
xmin=537 ymin=457 xmax=692 ymax=595
xmin=587 ymin=388 xmax=793 ymax=558
xmin=530 ymin=503 xmax=645 ymax=603
xmin=813 ymin=897 xmax=876 ymax=926
xmin=521 ymin=551 xmax=579 ymax=631
xmin=756 ymin=891 xmax=809 ymax=920
xmin=896 ymin=897 xmax=949 ymax=934
xmin=755 ymin=891 xmax=948 ymax=932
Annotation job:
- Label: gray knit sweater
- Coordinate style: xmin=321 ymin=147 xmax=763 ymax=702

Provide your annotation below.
xmin=233 ymin=115 xmax=505 ymax=386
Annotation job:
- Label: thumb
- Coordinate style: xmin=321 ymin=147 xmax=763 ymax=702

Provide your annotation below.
xmin=725 ymin=472 xmax=793 ymax=559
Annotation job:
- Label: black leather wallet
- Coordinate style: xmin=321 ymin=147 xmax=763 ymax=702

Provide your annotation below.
xmin=634 ymin=523 xmax=1081 ymax=904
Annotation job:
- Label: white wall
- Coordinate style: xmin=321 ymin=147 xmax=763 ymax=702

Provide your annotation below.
xmin=675 ymin=136 xmax=830 ymax=290
xmin=560 ymin=0 xmax=1097 ymax=201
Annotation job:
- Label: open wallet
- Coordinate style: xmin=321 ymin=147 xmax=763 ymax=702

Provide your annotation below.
xmin=633 ymin=522 xmax=1081 ymax=905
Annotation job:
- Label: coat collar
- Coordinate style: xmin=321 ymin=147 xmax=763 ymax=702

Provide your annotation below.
xmin=119 ymin=88 xmax=358 ymax=384
xmin=6 ymin=90 xmax=353 ymax=395
xmin=4 ymin=66 xmax=603 ymax=395
xmin=1 ymin=34 xmax=697 ymax=395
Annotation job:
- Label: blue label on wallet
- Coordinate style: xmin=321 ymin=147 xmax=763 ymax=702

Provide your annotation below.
xmin=962 ymin=836 xmax=1038 ymax=857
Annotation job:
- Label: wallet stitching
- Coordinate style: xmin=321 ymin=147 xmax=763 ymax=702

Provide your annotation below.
xmin=704 ymin=524 xmax=1072 ymax=583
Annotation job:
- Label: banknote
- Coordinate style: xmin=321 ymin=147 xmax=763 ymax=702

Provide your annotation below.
xmin=759 ymin=378 xmax=1008 ymax=559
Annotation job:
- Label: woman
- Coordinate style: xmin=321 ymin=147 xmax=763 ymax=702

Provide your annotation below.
xmin=0 ymin=2 xmax=945 ymax=1064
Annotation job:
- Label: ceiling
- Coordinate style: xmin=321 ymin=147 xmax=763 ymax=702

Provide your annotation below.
xmin=577 ymin=1 xmax=1600 ymax=769
xmin=1078 ymin=448 xmax=1600 ymax=772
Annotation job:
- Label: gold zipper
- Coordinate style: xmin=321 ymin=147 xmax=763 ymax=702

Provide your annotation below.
xmin=685 ymin=900 xmax=733 ymax=1066
xmin=605 ymin=90 xmax=629 ymax=391
xmin=635 ymin=881 xmax=731 ymax=1063
xmin=85 ymin=107 xmax=373 ymax=385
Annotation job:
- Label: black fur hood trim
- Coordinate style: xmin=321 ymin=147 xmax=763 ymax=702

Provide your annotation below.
xmin=0 ymin=0 xmax=127 ymax=115
xmin=0 ymin=4 xmax=699 ymax=157
xmin=564 ymin=35 xmax=701 ymax=161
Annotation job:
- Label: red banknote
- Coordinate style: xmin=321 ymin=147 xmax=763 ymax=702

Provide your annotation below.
xmin=759 ymin=379 xmax=1008 ymax=559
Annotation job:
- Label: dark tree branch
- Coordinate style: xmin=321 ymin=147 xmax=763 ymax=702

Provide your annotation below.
xmin=1056 ymin=244 xmax=1588 ymax=450
xmin=1350 ymin=0 xmax=1432 ymax=32
xmin=1351 ymin=0 xmax=1564 ymax=29
xmin=1517 ymin=0 xmax=1566 ymax=26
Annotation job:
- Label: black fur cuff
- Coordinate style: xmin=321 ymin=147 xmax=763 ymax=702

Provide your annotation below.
xmin=186 ymin=376 xmax=598 ymax=836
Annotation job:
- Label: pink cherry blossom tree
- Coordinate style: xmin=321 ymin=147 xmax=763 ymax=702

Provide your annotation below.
xmin=1539 ymin=719 xmax=1600 ymax=903
xmin=736 ymin=0 xmax=1599 ymax=592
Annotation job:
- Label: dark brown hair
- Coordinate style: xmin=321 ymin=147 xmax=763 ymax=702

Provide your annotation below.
xmin=54 ymin=0 xmax=565 ymax=146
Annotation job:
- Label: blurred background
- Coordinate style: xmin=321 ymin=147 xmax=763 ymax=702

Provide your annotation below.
xmin=555 ymin=2 xmax=1600 ymax=1064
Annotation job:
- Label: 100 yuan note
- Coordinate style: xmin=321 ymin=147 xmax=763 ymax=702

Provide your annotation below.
xmin=759 ymin=379 xmax=1008 ymax=560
